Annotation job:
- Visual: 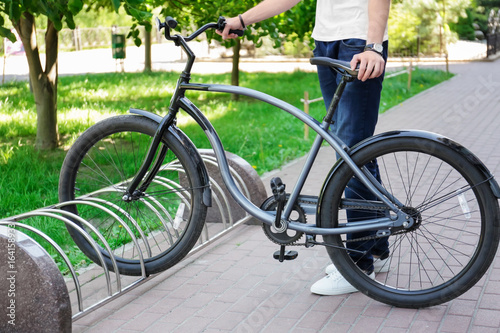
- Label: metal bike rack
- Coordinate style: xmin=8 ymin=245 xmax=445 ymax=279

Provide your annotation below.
xmin=0 ymin=153 xmax=259 ymax=321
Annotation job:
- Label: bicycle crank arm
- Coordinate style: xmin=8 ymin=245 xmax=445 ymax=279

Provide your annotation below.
xmin=270 ymin=177 xmax=288 ymax=232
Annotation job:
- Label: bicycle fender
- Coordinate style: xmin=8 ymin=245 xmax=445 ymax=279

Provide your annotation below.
xmin=317 ymin=130 xmax=500 ymax=218
xmin=130 ymin=108 xmax=163 ymax=123
xmin=129 ymin=108 xmax=212 ymax=207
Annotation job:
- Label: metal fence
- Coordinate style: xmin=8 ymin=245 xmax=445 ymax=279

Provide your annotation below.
xmin=38 ymin=26 xmax=157 ymax=52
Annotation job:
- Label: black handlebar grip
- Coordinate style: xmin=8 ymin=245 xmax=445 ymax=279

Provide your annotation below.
xmin=216 ymin=16 xmax=245 ymax=37
xmin=229 ymin=29 xmax=245 ymax=37
xmin=166 ymin=16 xmax=178 ymax=29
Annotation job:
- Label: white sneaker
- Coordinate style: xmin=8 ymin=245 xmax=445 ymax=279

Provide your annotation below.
xmin=310 ymin=269 xmax=375 ymax=296
xmin=325 ymin=257 xmax=390 ymax=275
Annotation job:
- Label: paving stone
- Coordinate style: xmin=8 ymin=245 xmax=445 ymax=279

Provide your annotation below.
xmin=121 ymin=312 xmax=164 ymax=331
xmin=409 ymin=320 xmax=441 ymax=332
xmin=384 ymin=307 xmax=418 ymax=329
xmin=208 ymin=311 xmax=248 ymax=330
xmin=416 ymin=305 xmax=448 ymax=322
xmin=447 ymin=299 xmax=478 ymax=316
xmin=468 ymin=326 xmax=499 ymax=333
xmin=86 ymin=319 xmax=126 ymax=332
xmin=331 ymin=306 xmax=365 ymax=324
xmin=351 ymin=316 xmax=386 ymax=333
xmin=295 ymin=309 xmax=333 ymax=330
xmin=439 ymin=314 xmax=472 ymax=333
xmin=473 ymin=308 xmax=500 ymax=327
xmin=174 ymin=316 xmax=214 ymax=333
xmin=320 ymin=321 xmax=351 ymax=332
xmin=261 ymin=317 xmax=299 ymax=333
xmin=194 ymin=301 xmax=232 ymax=319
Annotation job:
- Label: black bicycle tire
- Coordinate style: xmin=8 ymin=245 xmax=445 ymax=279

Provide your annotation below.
xmin=319 ymin=136 xmax=500 ymax=308
xmin=59 ymin=115 xmax=207 ymax=276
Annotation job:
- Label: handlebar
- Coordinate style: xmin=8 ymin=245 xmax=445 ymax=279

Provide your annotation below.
xmin=155 ymin=16 xmax=245 ymax=77
xmin=156 ymin=16 xmax=244 ymax=43
xmin=155 ymin=16 xmax=359 ymax=81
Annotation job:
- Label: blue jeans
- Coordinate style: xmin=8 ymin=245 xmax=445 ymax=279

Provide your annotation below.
xmin=314 ymin=39 xmax=389 ymax=273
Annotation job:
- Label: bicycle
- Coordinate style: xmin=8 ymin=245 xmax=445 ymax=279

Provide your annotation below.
xmin=58 ymin=16 xmax=500 ymax=308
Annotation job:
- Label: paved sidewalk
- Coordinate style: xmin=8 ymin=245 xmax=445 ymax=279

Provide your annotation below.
xmin=1 ymin=41 xmax=483 ymax=83
xmin=71 ymin=60 xmax=500 ymax=332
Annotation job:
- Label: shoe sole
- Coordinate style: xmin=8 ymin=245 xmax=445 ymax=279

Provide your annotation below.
xmin=325 ymin=260 xmax=390 ymax=275
xmin=311 ymin=272 xmax=376 ymax=296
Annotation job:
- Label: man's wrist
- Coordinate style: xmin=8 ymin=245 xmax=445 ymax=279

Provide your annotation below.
xmin=364 ymin=43 xmax=384 ymax=57
xmin=238 ymin=14 xmax=247 ymax=30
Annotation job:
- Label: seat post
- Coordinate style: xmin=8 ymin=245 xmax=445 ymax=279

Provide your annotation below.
xmin=324 ymin=75 xmax=349 ymax=124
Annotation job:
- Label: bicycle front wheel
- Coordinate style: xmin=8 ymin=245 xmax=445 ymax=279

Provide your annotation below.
xmin=59 ymin=115 xmax=208 ymax=276
xmin=319 ymin=135 xmax=500 ymax=308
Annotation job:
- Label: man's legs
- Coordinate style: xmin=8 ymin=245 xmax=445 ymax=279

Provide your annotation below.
xmin=314 ymin=38 xmax=389 ymax=273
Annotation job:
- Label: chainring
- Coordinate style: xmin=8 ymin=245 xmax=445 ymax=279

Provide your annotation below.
xmin=260 ymin=196 xmax=307 ymax=245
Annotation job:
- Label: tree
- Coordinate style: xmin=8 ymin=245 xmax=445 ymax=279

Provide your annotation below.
xmin=388 ymin=2 xmax=422 ymax=55
xmin=388 ymin=0 xmax=471 ymax=56
xmin=159 ymin=0 xmax=316 ymax=89
xmin=0 ymin=0 xmax=316 ymax=148
xmin=0 ymin=0 xmax=151 ymax=150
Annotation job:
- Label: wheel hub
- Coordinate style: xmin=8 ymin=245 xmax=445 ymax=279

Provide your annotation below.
xmin=122 ymin=190 xmax=144 ymax=202
xmin=398 ymin=206 xmax=422 ymax=232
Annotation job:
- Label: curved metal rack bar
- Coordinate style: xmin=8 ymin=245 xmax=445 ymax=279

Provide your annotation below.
xmin=0 ymin=153 xmax=259 ymax=322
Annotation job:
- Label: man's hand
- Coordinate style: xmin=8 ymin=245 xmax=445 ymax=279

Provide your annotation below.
xmin=351 ymin=51 xmax=386 ymax=82
xmin=216 ymin=17 xmax=243 ymax=40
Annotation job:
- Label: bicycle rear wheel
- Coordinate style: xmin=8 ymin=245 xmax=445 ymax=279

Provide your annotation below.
xmin=59 ymin=115 xmax=208 ymax=276
xmin=319 ymin=135 xmax=500 ymax=308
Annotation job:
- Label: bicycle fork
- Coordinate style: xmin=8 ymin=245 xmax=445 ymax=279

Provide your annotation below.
xmin=123 ymin=32 xmax=196 ymax=201
xmin=122 ymin=112 xmax=177 ymax=201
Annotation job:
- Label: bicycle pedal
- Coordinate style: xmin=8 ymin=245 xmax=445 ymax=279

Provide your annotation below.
xmin=273 ymin=249 xmax=298 ymax=262
xmin=270 ymin=177 xmax=286 ymax=200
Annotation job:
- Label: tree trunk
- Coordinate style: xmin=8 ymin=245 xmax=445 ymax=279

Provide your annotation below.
xmin=144 ymin=28 xmax=152 ymax=72
xmin=15 ymin=13 xmax=59 ymax=150
xmin=231 ymin=39 xmax=241 ymax=101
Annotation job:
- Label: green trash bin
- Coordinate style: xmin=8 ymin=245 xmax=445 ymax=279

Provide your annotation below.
xmin=112 ymin=34 xmax=126 ymax=59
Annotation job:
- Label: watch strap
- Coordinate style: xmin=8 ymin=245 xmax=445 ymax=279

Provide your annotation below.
xmin=364 ymin=44 xmax=384 ymax=57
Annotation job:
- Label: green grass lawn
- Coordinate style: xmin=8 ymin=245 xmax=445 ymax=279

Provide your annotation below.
xmin=0 ymin=68 xmax=453 ymax=217
xmin=0 ymin=68 xmax=452 ymax=271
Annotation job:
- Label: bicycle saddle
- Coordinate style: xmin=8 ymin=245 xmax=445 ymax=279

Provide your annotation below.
xmin=310 ymin=57 xmax=358 ymax=78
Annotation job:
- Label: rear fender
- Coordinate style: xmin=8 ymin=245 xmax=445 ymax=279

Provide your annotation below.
xmin=317 ymin=130 xmax=500 ymax=221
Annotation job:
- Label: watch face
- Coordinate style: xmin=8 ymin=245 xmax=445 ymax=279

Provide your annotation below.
xmin=374 ymin=43 xmax=383 ymax=53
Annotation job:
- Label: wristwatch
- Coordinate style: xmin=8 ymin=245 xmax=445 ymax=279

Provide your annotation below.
xmin=364 ymin=43 xmax=384 ymax=57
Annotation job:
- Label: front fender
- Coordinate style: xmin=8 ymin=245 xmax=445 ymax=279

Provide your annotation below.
xmin=129 ymin=108 xmax=212 ymax=207
xmin=317 ymin=130 xmax=500 ymax=219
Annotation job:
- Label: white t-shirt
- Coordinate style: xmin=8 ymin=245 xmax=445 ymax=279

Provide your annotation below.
xmin=311 ymin=0 xmax=389 ymax=42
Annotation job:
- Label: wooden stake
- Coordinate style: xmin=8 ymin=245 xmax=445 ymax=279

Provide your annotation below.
xmin=304 ymin=91 xmax=309 ymax=140
xmin=407 ymin=61 xmax=412 ymax=91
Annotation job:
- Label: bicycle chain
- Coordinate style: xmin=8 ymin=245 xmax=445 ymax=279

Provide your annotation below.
xmin=262 ymin=195 xmax=398 ymax=247
xmin=287 ymin=232 xmax=399 ymax=249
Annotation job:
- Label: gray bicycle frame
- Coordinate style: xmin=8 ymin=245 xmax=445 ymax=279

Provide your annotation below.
xmin=130 ymin=19 xmax=409 ymax=237
xmin=175 ymin=82 xmax=408 ymax=236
